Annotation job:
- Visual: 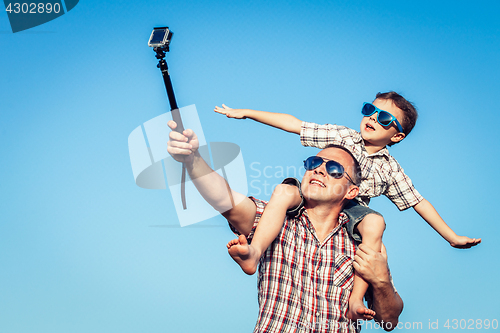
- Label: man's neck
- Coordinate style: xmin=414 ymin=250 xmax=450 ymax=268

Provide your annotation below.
xmin=305 ymin=202 xmax=344 ymax=243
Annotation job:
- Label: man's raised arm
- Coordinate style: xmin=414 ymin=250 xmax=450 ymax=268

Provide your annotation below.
xmin=166 ymin=120 xmax=256 ymax=235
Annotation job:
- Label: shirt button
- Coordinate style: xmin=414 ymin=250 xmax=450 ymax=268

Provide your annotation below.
xmin=316 ymin=312 xmax=320 ymax=317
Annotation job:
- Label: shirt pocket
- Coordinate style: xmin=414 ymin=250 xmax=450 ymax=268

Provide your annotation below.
xmin=333 ymin=253 xmax=354 ymax=290
xmin=326 ymin=254 xmax=354 ymax=323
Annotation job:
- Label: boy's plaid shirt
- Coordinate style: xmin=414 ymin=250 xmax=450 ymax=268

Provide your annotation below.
xmin=231 ymin=198 xmax=359 ymax=333
xmin=300 ymin=122 xmax=423 ymax=210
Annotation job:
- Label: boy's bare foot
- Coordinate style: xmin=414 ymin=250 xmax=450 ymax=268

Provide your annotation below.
xmin=348 ymin=299 xmax=376 ymax=321
xmin=226 ymin=235 xmax=261 ymax=275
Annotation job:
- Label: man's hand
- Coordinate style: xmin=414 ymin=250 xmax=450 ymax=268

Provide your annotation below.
xmin=353 ymin=243 xmax=390 ymax=286
xmin=449 ymin=235 xmax=481 ymax=249
xmin=166 ymin=120 xmax=199 ymax=163
xmin=214 ymin=104 xmax=247 ymax=119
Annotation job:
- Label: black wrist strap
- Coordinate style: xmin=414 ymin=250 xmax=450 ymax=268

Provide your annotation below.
xmin=281 ymin=177 xmax=304 ymax=217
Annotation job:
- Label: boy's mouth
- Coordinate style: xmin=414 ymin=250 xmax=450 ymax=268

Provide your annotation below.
xmin=365 ymin=123 xmax=375 ymax=131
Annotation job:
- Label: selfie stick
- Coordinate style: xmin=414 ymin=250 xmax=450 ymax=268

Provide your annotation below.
xmin=150 ymin=27 xmax=187 ymax=210
xmin=154 ymin=47 xmax=184 ymax=133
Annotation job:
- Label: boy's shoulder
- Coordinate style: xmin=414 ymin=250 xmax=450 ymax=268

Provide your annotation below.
xmin=372 ymin=149 xmax=406 ymax=173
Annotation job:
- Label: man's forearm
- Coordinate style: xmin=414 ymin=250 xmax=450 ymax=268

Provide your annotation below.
xmin=371 ymin=281 xmax=403 ymax=331
xmin=185 ymin=151 xmax=239 ymax=213
xmin=353 ymin=244 xmax=403 ymax=331
xmin=184 ymin=151 xmax=256 ymax=235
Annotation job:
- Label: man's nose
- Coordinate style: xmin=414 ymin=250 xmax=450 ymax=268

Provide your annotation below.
xmin=314 ymin=165 xmax=327 ymax=176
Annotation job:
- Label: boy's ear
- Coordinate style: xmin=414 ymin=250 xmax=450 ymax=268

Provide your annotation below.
xmin=345 ymin=185 xmax=359 ymax=200
xmin=390 ymin=132 xmax=406 ymax=144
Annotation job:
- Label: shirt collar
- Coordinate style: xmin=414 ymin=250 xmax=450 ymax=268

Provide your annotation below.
xmin=370 ymin=146 xmax=390 ymax=157
xmin=299 ymin=209 xmax=349 ymax=236
xmin=354 ymin=131 xmax=391 ymax=158
xmin=338 ymin=211 xmax=349 ymax=226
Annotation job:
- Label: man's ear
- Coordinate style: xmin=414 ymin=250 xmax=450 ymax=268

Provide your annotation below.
xmin=390 ymin=132 xmax=405 ymax=144
xmin=345 ymin=185 xmax=359 ymax=200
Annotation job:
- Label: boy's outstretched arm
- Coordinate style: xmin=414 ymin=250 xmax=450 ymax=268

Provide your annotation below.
xmin=413 ymin=199 xmax=481 ymax=248
xmin=214 ymin=104 xmax=302 ymax=134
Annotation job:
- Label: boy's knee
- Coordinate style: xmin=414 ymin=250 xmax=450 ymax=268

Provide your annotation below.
xmin=273 ymin=183 xmax=299 ymax=197
xmin=360 ymin=213 xmax=386 ymax=233
xmin=365 ymin=213 xmax=385 ymax=223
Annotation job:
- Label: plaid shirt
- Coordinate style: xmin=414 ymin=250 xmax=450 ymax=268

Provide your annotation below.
xmin=300 ymin=122 xmax=423 ymax=210
xmin=231 ymin=197 xmax=358 ymax=333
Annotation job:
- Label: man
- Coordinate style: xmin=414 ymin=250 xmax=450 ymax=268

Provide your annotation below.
xmin=167 ymin=120 xmax=403 ymax=332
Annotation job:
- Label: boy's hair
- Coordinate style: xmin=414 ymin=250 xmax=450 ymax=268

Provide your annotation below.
xmin=375 ymin=91 xmax=418 ymax=145
xmin=324 ymin=144 xmax=362 ymax=186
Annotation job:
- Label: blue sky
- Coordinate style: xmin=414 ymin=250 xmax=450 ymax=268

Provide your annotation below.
xmin=1 ymin=0 xmax=499 ymax=332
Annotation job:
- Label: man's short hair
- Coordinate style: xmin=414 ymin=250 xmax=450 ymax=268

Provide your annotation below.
xmin=324 ymin=144 xmax=361 ymax=186
xmin=375 ymin=91 xmax=418 ymax=145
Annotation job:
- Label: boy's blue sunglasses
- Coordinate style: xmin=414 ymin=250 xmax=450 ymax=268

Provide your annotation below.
xmin=303 ymin=156 xmax=356 ymax=185
xmin=361 ymin=102 xmax=404 ymax=133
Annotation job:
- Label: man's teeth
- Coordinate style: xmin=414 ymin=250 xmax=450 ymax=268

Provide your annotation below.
xmin=311 ymin=180 xmax=325 ymax=187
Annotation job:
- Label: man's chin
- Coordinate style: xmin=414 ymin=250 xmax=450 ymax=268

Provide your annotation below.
xmin=302 ymin=191 xmax=322 ymax=203
xmin=301 ymin=188 xmax=318 ymax=200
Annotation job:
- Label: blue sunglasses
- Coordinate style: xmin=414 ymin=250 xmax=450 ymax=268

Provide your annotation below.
xmin=361 ymin=102 xmax=404 ymax=133
xmin=303 ymin=156 xmax=356 ymax=185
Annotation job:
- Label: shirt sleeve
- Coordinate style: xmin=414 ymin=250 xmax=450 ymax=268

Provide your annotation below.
xmin=228 ymin=197 xmax=267 ymax=242
xmin=384 ymin=162 xmax=424 ymax=211
xmin=300 ymin=121 xmax=358 ymax=149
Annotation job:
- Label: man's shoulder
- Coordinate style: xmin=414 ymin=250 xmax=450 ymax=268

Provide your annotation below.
xmin=248 ymin=196 xmax=267 ymax=213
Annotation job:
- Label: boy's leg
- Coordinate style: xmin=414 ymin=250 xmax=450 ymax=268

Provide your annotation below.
xmin=227 ymin=183 xmax=301 ymax=275
xmin=348 ymin=213 xmax=385 ymax=321
xmin=226 ymin=235 xmax=261 ymax=275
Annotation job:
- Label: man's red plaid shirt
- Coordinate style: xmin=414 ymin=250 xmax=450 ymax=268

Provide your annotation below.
xmin=231 ymin=197 xmax=358 ymax=333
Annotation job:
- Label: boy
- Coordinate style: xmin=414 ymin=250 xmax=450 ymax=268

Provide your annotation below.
xmin=215 ymin=92 xmax=481 ymax=321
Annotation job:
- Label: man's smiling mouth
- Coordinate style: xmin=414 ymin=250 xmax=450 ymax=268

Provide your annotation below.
xmin=310 ymin=179 xmax=326 ymax=187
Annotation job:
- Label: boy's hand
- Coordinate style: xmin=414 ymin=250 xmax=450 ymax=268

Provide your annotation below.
xmin=167 ymin=120 xmax=199 ymax=163
xmin=214 ymin=104 xmax=247 ymax=119
xmin=449 ymin=235 xmax=481 ymax=249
